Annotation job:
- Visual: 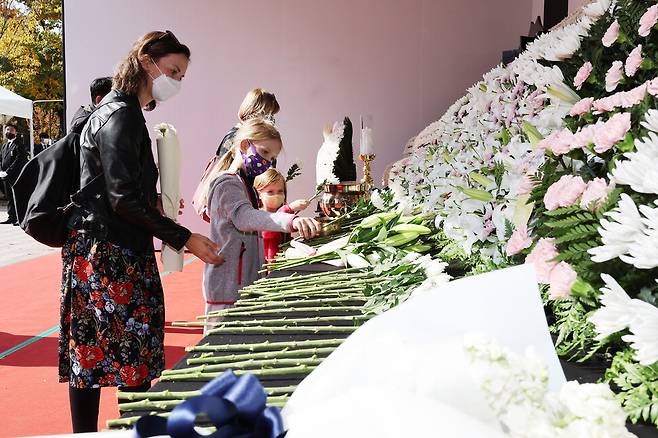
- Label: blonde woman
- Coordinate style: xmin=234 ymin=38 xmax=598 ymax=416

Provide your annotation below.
xmin=193 ymin=88 xmax=280 ymax=221
xmin=203 ymin=118 xmax=319 ymax=321
xmin=216 ymin=88 xmax=280 ymax=156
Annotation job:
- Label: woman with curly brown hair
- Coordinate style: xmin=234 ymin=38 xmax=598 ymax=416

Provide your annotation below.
xmin=59 ymin=30 xmax=224 ymax=432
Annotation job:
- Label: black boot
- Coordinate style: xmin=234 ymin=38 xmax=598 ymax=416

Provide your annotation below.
xmin=69 ymin=386 xmax=101 ymax=433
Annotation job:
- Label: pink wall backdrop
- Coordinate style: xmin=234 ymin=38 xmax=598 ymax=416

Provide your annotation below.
xmin=64 ymin=0 xmax=533 ymax=235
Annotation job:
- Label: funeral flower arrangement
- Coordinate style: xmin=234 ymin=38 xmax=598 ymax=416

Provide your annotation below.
xmin=117 ymin=0 xmax=658 ymax=432
xmin=387 ymin=0 xmax=658 ymax=428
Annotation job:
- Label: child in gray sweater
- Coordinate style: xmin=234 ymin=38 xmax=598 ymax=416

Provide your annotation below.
xmin=203 ymin=119 xmax=320 ymax=323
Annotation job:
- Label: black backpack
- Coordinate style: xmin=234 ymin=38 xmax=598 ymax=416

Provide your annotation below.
xmin=12 ymin=132 xmax=83 ymax=247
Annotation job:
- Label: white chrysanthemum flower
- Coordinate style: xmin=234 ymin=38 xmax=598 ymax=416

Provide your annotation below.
xmin=588 ymin=274 xmax=633 ymax=340
xmin=611 ymin=132 xmax=658 ymax=195
xmin=154 ymin=122 xmax=176 ymax=138
xmin=369 ymin=189 xmax=385 ymax=210
xmin=640 ymin=109 xmax=658 ymax=132
xmin=589 ymin=274 xmax=658 ymax=365
xmin=622 ymin=298 xmax=658 ymax=366
xmin=619 ymin=202 xmax=658 ymax=269
xmin=583 ymin=0 xmax=613 ymax=18
xmin=589 ymin=194 xmax=645 ymax=263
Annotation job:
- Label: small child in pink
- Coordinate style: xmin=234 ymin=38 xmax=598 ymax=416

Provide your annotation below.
xmin=253 ymin=169 xmax=310 ymax=262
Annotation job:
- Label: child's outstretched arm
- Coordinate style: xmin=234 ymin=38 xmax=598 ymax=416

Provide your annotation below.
xmin=214 ymin=175 xmax=294 ymax=233
xmin=211 ymin=175 xmax=320 ymax=239
xmin=286 ymin=199 xmax=310 ymax=213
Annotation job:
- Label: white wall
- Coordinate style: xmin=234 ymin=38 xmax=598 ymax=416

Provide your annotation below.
xmin=64 ymin=0 xmax=533 ymax=234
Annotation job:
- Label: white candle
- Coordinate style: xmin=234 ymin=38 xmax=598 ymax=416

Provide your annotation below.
xmin=360 ymin=127 xmax=374 ymax=156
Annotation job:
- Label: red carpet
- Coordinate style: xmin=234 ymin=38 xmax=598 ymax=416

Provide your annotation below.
xmin=0 ymin=252 xmax=205 ymax=436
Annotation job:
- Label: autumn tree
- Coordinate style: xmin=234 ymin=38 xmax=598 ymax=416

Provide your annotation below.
xmin=0 ymin=0 xmax=63 ymax=142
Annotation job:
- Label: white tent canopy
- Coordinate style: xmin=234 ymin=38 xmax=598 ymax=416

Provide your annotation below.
xmin=0 ymin=85 xmax=33 ymax=119
xmin=0 ymin=85 xmax=34 ymax=155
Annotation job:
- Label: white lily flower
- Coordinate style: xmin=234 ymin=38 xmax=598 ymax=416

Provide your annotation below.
xmin=345 ymin=253 xmax=370 ymax=269
xmin=588 ymin=274 xmax=634 ymax=340
xmin=544 ymin=82 xmax=581 ymax=105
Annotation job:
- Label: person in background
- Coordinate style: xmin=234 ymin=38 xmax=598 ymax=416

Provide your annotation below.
xmin=193 ymin=88 xmax=280 ymax=222
xmin=215 ymin=88 xmax=280 ymax=157
xmin=253 ymin=168 xmax=310 ymax=262
xmin=0 ymin=123 xmax=28 ymax=225
xmin=32 ymin=132 xmax=51 ymax=156
xmin=69 ymin=76 xmax=113 ymax=134
xmin=59 ymin=30 xmax=223 ymax=433
xmin=203 ymin=118 xmax=319 ymax=325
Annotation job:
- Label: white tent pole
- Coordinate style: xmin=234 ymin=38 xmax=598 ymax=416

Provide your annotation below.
xmin=29 ymin=111 xmax=34 ymax=158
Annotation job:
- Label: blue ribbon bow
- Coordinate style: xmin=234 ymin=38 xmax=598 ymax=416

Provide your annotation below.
xmin=132 ymin=370 xmax=286 ymax=438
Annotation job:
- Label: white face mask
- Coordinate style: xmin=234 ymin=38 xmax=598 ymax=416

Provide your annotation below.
xmin=149 ymin=58 xmax=181 ymax=102
xmin=260 ymin=193 xmax=285 ymax=210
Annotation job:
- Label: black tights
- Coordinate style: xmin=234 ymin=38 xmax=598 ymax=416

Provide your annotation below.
xmin=69 ymin=381 xmax=151 ymax=433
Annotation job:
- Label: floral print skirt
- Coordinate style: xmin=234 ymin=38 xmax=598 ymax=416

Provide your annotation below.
xmin=58 ymin=231 xmax=165 ymax=388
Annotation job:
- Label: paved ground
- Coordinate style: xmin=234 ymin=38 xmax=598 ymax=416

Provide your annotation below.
xmin=0 ymin=201 xmax=58 ymax=268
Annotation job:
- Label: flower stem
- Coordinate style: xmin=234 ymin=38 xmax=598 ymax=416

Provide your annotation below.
xmin=161 ymin=357 xmax=324 ymax=377
xmin=206 ymin=325 xmax=357 ymax=335
xmin=185 ymin=338 xmax=345 ymax=353
xmin=198 ymin=305 xmax=364 ymax=319
xmin=159 ymin=365 xmax=317 ymax=382
xmin=232 ymin=297 xmax=366 ymax=310
xmin=186 ymin=347 xmax=336 ymax=365
xmin=118 ymin=395 xmax=290 ymax=412
xmin=117 ymin=385 xmax=297 ymax=402
xmin=175 ymin=315 xmax=369 ymax=328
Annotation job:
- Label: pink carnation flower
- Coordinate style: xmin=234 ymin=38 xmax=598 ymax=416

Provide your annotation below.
xmin=506 ymin=224 xmax=533 ymax=256
xmin=517 ymin=174 xmax=536 ymax=196
xmin=605 ymin=61 xmax=624 ymax=92
xmin=592 ymin=95 xmax=617 ymax=113
xmin=525 ymin=238 xmax=559 ymax=284
xmin=593 ymin=112 xmax=631 ymax=153
xmin=572 ymin=124 xmax=598 ymax=149
xmin=602 ymin=20 xmax=620 ymax=47
xmin=543 ymin=175 xmax=587 ymax=211
xmin=550 ymin=129 xmax=577 ymax=155
xmin=548 ymin=262 xmax=578 ymax=299
xmin=648 ymin=78 xmax=658 ymax=96
xmin=570 ymin=97 xmax=594 ymax=117
xmin=620 ymin=83 xmax=647 ymax=108
xmin=536 ymin=131 xmax=558 ymax=151
xmin=580 ymin=178 xmax=614 ymax=210
xmin=574 ymin=62 xmax=593 ymax=90
xmin=625 ymin=45 xmax=643 ymax=77
xmin=639 ymin=5 xmax=658 ymax=37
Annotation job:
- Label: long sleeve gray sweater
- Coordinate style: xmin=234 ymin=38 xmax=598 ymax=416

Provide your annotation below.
xmin=202 ymin=173 xmax=295 ymax=305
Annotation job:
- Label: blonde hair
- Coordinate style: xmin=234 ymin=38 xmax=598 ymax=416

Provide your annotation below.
xmin=238 ymin=88 xmax=280 ymax=122
xmin=217 ymin=118 xmax=282 ymax=172
xmin=254 ymin=168 xmax=287 ymax=199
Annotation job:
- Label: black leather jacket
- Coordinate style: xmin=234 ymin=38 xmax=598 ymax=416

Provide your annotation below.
xmin=74 ymin=90 xmax=191 ymax=252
